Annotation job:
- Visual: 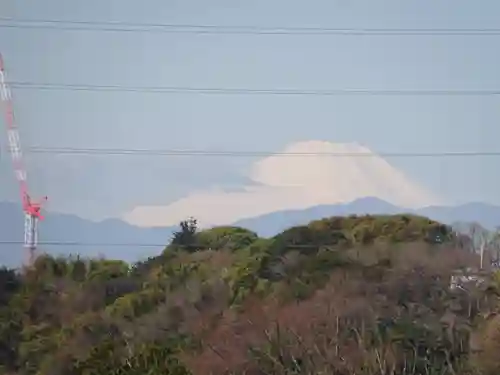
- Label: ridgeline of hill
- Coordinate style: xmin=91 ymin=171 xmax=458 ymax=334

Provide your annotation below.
xmin=1 ymin=214 xmax=500 ymax=375
xmin=4 ymin=198 xmax=500 ymax=267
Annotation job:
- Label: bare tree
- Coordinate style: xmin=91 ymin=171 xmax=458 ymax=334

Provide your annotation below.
xmin=464 ymin=223 xmax=500 ymax=269
xmin=489 ymin=227 xmax=500 ymax=267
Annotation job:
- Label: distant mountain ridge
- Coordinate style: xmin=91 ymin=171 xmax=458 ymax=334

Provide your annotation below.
xmin=3 ymin=197 xmax=500 ymax=267
xmin=232 ymin=197 xmax=500 ymax=237
xmin=0 ymin=202 xmax=175 ymax=268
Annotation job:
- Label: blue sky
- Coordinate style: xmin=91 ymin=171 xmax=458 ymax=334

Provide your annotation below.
xmin=1 ymin=0 xmax=500 ymax=222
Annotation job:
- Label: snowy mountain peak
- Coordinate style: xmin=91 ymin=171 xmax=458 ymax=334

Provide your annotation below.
xmin=125 ymin=140 xmax=440 ymax=227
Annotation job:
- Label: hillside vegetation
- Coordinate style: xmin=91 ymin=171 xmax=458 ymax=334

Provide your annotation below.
xmin=1 ymin=214 xmax=500 ymax=375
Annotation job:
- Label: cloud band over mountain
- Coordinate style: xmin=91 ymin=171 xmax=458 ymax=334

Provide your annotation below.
xmin=124 ymin=140 xmax=440 ymax=227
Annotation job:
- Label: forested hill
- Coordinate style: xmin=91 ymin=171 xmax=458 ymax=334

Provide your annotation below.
xmin=1 ymin=214 xmax=500 ymax=375
xmin=233 ymin=197 xmax=500 ymax=236
xmin=3 ymin=198 xmax=500 ymax=267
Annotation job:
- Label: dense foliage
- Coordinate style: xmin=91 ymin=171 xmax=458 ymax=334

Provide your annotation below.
xmin=1 ymin=214 xmax=500 ymax=374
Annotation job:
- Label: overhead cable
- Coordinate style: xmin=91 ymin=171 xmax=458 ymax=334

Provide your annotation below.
xmin=0 ymin=241 xmax=329 ymax=249
xmin=24 ymin=147 xmax=500 ymax=158
xmin=8 ymin=81 xmax=500 ymax=96
xmin=1 ymin=18 xmax=500 ymax=36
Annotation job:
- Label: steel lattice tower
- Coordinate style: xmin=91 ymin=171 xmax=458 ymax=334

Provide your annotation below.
xmin=0 ymin=53 xmax=47 ymax=266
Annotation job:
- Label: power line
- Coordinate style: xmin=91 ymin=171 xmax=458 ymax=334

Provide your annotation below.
xmin=8 ymin=82 xmax=500 ymax=96
xmin=0 ymin=241 xmax=165 ymax=248
xmin=1 ymin=17 xmax=500 ymax=36
xmin=25 ymin=147 xmax=500 ymax=158
xmin=0 ymin=241 xmax=365 ymax=249
xmin=0 ymin=241 xmax=336 ymax=252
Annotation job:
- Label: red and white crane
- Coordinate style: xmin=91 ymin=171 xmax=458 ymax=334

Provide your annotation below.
xmin=0 ymin=53 xmax=47 ymax=265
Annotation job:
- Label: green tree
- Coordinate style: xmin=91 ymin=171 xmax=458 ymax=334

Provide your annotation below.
xmin=171 ymin=217 xmax=198 ymax=250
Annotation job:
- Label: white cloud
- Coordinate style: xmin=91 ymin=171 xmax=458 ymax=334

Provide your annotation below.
xmin=123 ymin=140 xmax=440 ymax=228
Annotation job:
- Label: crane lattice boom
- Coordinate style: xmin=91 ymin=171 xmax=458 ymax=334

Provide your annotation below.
xmin=0 ymin=53 xmax=46 ymax=264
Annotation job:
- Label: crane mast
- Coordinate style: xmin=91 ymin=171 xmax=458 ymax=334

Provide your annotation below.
xmin=0 ymin=53 xmax=46 ymax=265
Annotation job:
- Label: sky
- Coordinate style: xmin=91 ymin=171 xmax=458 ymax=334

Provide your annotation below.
xmin=1 ymin=0 xmax=500 ymax=226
